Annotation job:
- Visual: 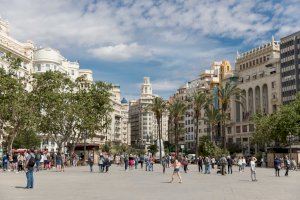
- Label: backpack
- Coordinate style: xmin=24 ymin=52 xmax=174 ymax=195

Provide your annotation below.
xmin=27 ymin=156 xmax=35 ymax=168
xmin=35 ymin=154 xmax=41 ymax=161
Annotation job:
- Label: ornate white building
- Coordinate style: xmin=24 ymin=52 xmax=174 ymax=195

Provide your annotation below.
xmin=0 ymin=18 xmax=131 ymax=152
xmin=129 ymin=77 xmax=168 ymax=149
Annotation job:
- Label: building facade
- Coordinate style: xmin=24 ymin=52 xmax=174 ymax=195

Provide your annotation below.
xmin=227 ymin=38 xmax=281 ymax=154
xmin=0 ymin=18 xmax=131 ymax=152
xmin=280 ymin=31 xmax=300 ymax=104
xmin=129 ymin=77 xmax=168 ymax=149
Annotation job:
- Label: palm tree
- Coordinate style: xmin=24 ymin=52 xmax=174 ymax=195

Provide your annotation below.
xmin=168 ymin=98 xmax=187 ymax=157
xmin=190 ymin=91 xmax=207 ymax=157
xmin=148 ymin=97 xmax=167 ymax=162
xmin=218 ymin=82 xmax=243 ymax=149
xmin=204 ymin=104 xmax=220 ymax=143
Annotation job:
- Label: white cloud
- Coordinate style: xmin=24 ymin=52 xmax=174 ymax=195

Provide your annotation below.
xmin=152 ymin=80 xmax=184 ymax=92
xmin=88 ymin=43 xmax=152 ymax=61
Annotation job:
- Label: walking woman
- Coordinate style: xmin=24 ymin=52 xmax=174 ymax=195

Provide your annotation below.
xmin=169 ymin=159 xmax=182 ymax=183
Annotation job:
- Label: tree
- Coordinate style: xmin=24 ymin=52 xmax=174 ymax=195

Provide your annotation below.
xmin=0 ymin=53 xmax=36 ymax=153
xmin=31 ymin=71 xmax=76 ymax=153
xmin=31 ymin=71 xmax=112 ymax=155
xmin=148 ymin=144 xmax=158 ymax=156
xmin=190 ymin=91 xmax=207 ymax=156
xmin=199 ymin=136 xmax=229 ymax=158
xmin=218 ymin=82 xmax=243 ymax=149
xmin=13 ymin=130 xmax=41 ymax=149
xmin=252 ymin=93 xmax=300 ymax=146
xmin=69 ymin=77 xmax=112 ymax=155
xmin=168 ymin=98 xmax=187 ymax=157
xmin=204 ymin=104 xmax=220 ymax=143
xmin=148 ymin=97 xmax=167 ymax=162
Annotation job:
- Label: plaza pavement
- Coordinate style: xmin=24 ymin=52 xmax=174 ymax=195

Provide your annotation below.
xmin=0 ymin=165 xmax=299 ymax=200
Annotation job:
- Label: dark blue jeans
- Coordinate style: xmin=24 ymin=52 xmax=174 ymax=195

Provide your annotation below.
xmin=26 ymin=169 xmax=34 ymax=188
xmin=35 ymin=161 xmax=40 ymax=171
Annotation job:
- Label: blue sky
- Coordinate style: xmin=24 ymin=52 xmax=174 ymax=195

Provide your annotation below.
xmin=0 ymin=0 xmax=299 ymax=100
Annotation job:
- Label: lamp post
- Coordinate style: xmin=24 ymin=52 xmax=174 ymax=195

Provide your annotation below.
xmin=83 ymin=130 xmax=87 ymax=164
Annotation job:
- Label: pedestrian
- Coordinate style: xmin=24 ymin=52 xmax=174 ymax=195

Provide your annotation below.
xmin=204 ymin=157 xmax=211 ymax=174
xmin=182 ymin=157 xmax=188 ymax=173
xmin=219 ymin=155 xmax=227 ymax=175
xmin=104 ymin=156 xmax=110 ymax=173
xmin=169 ymin=159 xmax=182 ymax=183
xmin=197 ymin=156 xmax=203 ymax=172
xmin=161 ymin=156 xmax=167 ymax=173
xmin=8 ymin=154 xmax=13 ymax=171
xmin=274 ymin=156 xmax=281 ymax=177
xmin=149 ymin=156 xmax=154 ymax=171
xmin=56 ymin=152 xmax=62 ymax=172
xmin=242 ymin=156 xmax=246 ymax=172
xmin=145 ymin=155 xmax=149 ymax=171
xmin=17 ymin=153 xmax=24 ymax=172
xmin=291 ymin=158 xmax=297 ymax=171
xmin=124 ymin=154 xmax=129 ymax=171
xmin=12 ymin=153 xmax=18 ymax=172
xmin=238 ymin=157 xmax=243 ymax=172
xmin=211 ymin=157 xmax=216 ymax=170
xmin=88 ymin=154 xmax=94 ymax=172
xmin=250 ymin=156 xmax=257 ymax=181
xmin=284 ymin=155 xmax=290 ymax=176
xmin=227 ymin=156 xmax=233 ymax=174
xmin=139 ymin=155 xmax=144 ymax=169
xmin=35 ymin=151 xmax=41 ymax=172
xmin=98 ymin=154 xmax=104 ymax=172
xmin=25 ymin=149 xmax=35 ymax=189
xmin=2 ymin=154 xmax=8 ymax=171
xmin=134 ymin=156 xmax=139 ymax=169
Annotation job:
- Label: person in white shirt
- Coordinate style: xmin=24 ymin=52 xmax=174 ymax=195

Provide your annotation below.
xmin=250 ymin=156 xmax=257 ymax=181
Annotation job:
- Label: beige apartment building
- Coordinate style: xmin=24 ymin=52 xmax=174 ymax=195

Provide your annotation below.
xmin=227 ymin=38 xmax=282 ymax=154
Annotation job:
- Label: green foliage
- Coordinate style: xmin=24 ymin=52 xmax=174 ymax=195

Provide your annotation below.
xmin=198 ymin=136 xmax=229 ymax=158
xmin=147 ymin=97 xmax=167 ymax=160
xmin=13 ymin=130 xmax=41 ymax=149
xmin=31 ymin=71 xmax=112 ymax=152
xmin=190 ymin=91 xmax=207 ymax=156
xmin=168 ymin=98 xmax=187 ymax=155
xmin=148 ymin=144 xmax=158 ymax=156
xmin=164 ymin=141 xmax=175 ymax=154
xmin=101 ymin=143 xmax=111 ymax=153
xmin=252 ymin=93 xmax=300 ymax=146
xmin=0 ymin=54 xmax=36 ymax=153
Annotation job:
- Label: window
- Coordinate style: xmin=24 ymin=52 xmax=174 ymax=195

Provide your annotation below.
xmin=227 ymin=127 xmax=231 ymax=134
xmin=242 ymin=125 xmax=247 ymax=132
xmin=36 ymin=64 xmax=41 ymax=71
xmin=236 ymin=126 xmax=241 ymax=133
xmin=272 ymin=81 xmax=275 ymax=89
xmin=249 ymin=124 xmax=255 ymax=132
xmin=71 ymin=70 xmax=74 ymax=75
xmin=243 ymin=138 xmax=248 ymax=142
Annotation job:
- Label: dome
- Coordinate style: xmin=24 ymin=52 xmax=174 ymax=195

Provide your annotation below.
xmin=121 ymin=97 xmax=128 ymax=104
xmin=33 ymin=48 xmax=64 ymax=64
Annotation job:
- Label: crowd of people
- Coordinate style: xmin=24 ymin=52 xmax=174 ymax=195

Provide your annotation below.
xmin=1 ymin=149 xmax=299 ymax=188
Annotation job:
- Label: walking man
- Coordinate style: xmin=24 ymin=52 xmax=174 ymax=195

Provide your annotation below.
xmin=219 ymin=155 xmax=227 ymax=175
xmin=227 ymin=156 xmax=233 ymax=174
